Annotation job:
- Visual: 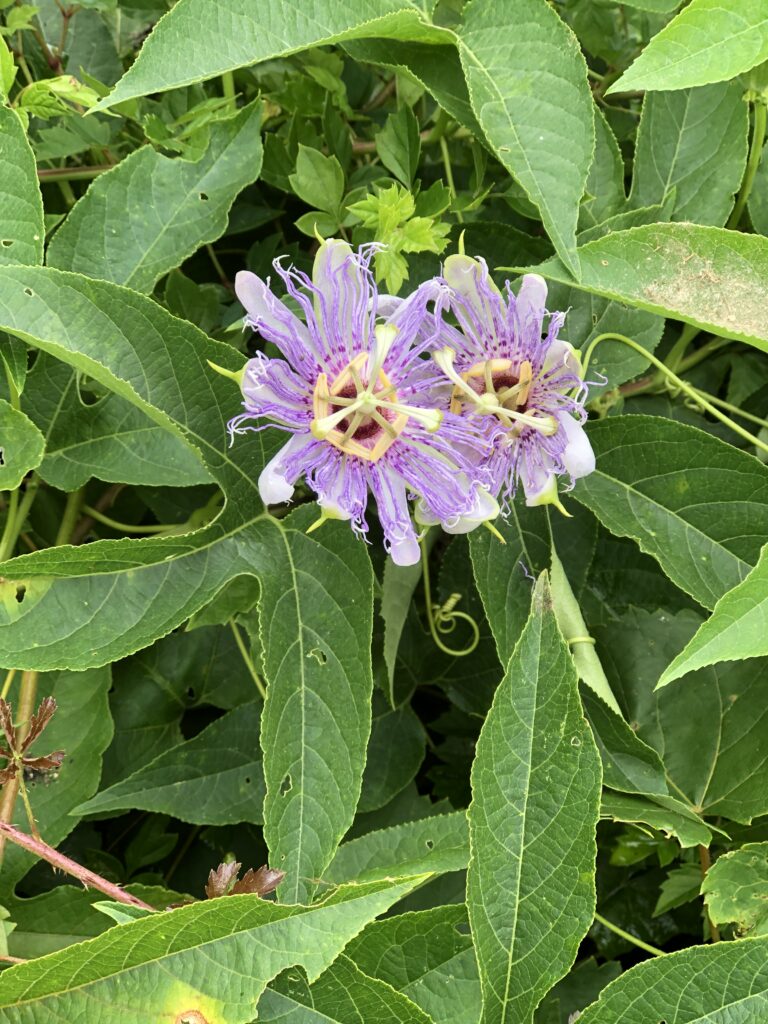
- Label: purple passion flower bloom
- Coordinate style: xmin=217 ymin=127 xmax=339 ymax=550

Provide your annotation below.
xmin=431 ymin=254 xmax=595 ymax=513
xmin=228 ymin=240 xmax=489 ymax=566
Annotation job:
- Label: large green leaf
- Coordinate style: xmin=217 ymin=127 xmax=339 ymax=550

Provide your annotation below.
xmin=577 ymin=936 xmax=768 ymax=1022
xmin=47 ymin=101 xmax=263 ymax=294
xmin=0 ymin=398 xmax=44 ymax=490
xmin=630 ymin=82 xmax=749 ymax=226
xmin=97 ymin=0 xmax=452 ymax=110
xmin=573 ymin=416 xmax=768 ymax=610
xmin=579 ymin=108 xmax=625 ymax=231
xmin=0 ymin=877 xmax=424 ymax=1023
xmin=325 ymin=811 xmax=469 ymax=885
xmin=581 ymin=689 xmax=669 ymax=798
xmin=457 ymin=0 xmax=594 ymax=277
xmin=600 ymin=791 xmax=713 ymax=848
xmin=0 ymin=106 xmax=43 ymax=269
xmin=702 ymin=842 xmax=768 ymax=938
xmin=521 ymin=223 xmax=768 ymax=356
xmin=259 ymin=506 xmax=374 ymax=905
xmin=467 ymin=576 xmax=601 ymax=1024
xmin=74 ymin=702 xmax=264 ymax=824
xmin=659 ymin=544 xmax=768 ymax=685
xmin=608 ymin=0 xmax=768 ymax=93
xmin=258 ymin=956 xmax=435 ymax=1023
xmin=22 ymin=353 xmax=211 ymax=491
xmin=601 ymin=607 xmax=768 ymax=824
xmin=1 ymin=667 xmax=113 ymax=895
xmin=359 ymin=693 xmax=425 ymax=812
xmin=346 ymin=905 xmax=481 ymax=1024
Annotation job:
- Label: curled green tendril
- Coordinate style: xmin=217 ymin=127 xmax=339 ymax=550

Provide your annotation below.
xmin=581 ymin=332 xmax=768 ymax=457
xmin=420 ymin=537 xmax=481 ymax=657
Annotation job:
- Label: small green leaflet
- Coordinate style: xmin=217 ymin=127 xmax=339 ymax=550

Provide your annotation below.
xmin=0 ymin=399 xmax=44 ymax=490
xmin=608 ymin=0 xmax=768 ymax=93
xmin=467 ymin=575 xmax=601 ymax=1024
xmin=457 ymin=0 xmax=594 ymax=278
xmin=659 ymin=545 xmax=768 ymax=685
xmin=0 ymin=877 xmax=426 ymax=1023
xmin=519 ymin=223 xmax=768 ymax=356
xmin=577 ymin=937 xmax=768 ymax=1022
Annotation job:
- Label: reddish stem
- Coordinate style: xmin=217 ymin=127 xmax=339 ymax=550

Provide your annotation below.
xmin=0 ymin=822 xmax=155 ymax=911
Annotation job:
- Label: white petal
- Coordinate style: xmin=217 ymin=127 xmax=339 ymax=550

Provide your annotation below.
xmin=258 ymin=434 xmax=312 ymax=506
xmin=516 ymin=273 xmax=547 ymax=335
xmin=235 ymin=271 xmax=312 ymax=347
xmin=389 ymin=533 xmax=421 ymax=566
xmin=444 ymin=487 xmax=500 ymax=534
xmin=316 ymin=465 xmax=353 ymax=522
xmin=312 ymin=239 xmax=368 ymax=354
xmin=543 ymin=338 xmax=581 ymax=378
xmin=522 ymin=452 xmax=557 ymax=506
xmin=559 ymin=414 xmax=595 ymax=479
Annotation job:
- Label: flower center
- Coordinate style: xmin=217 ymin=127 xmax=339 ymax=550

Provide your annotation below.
xmin=311 ymin=339 xmax=442 ymax=462
xmin=435 ymin=349 xmax=557 ymax=437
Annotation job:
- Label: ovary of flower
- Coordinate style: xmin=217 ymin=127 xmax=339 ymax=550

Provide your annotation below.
xmin=311 ymin=344 xmax=442 ymax=461
xmin=433 ymin=348 xmax=557 ymax=437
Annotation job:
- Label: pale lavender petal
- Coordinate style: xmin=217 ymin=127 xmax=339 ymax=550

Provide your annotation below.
xmin=559 ymin=413 xmax=595 ymax=479
xmin=258 ymin=433 xmax=314 ymax=505
xmin=369 ymin=463 xmax=420 ymax=566
xmin=235 ymin=271 xmax=318 ymax=373
xmin=241 ymin=353 xmax=312 ymax=429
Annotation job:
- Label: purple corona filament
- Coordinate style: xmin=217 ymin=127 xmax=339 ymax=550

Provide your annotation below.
xmin=227 ymin=240 xmax=490 ymax=565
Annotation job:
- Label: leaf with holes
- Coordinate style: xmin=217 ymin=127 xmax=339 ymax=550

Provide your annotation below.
xmin=701 ymin=842 xmax=768 ymax=938
xmin=0 ymin=876 xmax=426 ymax=1023
xmin=47 ymin=101 xmax=263 ymax=294
xmin=0 ymin=106 xmax=43 ymax=269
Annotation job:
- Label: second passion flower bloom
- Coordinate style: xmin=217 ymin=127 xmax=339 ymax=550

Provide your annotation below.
xmin=431 ymin=254 xmax=596 ymax=512
xmin=227 ymin=240 xmax=491 ymax=566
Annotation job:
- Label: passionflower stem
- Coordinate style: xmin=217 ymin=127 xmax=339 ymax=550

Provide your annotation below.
xmin=581 ymin=332 xmax=768 ymax=456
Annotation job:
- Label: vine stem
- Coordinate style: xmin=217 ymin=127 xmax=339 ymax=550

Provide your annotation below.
xmin=593 ymin=912 xmax=666 ymax=957
xmin=698 ymin=845 xmax=721 ymax=942
xmin=229 ymin=620 xmax=266 ymax=700
xmin=55 ymin=487 xmax=84 ymax=546
xmin=0 ymin=822 xmax=155 ymax=911
xmin=728 ymin=99 xmax=767 ymax=230
xmin=582 ymin=333 xmax=768 ymax=455
xmin=80 ymin=505 xmax=172 ymax=534
xmin=0 ymin=671 xmax=39 ymax=864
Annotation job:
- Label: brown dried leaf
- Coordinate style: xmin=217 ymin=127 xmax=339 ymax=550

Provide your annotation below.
xmin=0 ymin=764 xmax=17 ymax=786
xmin=204 ymin=861 xmax=241 ymax=899
xmin=0 ymin=700 xmax=16 ymax=752
xmin=22 ymin=696 xmax=57 ymax=752
xmin=22 ymin=752 xmax=65 ymax=772
xmin=231 ymin=865 xmax=285 ymax=897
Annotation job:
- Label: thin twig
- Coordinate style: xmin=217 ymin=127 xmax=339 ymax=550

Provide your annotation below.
xmin=70 ymin=483 xmax=123 ymax=544
xmin=0 ymin=822 xmax=155 ymax=911
xmin=0 ymin=672 xmax=39 ymax=862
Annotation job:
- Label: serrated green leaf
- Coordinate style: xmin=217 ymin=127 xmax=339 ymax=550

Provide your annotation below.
xmin=579 ymin=107 xmax=626 ymax=231
xmin=702 ymin=842 xmax=768 ymax=937
xmin=602 ymin=607 xmax=768 ymax=824
xmin=573 ymin=415 xmax=768 ymax=610
xmin=653 ymin=862 xmax=702 ymax=917
xmin=467 ymin=575 xmax=602 ymax=1024
xmin=458 ymin=0 xmax=594 ymax=278
xmin=577 ymin=936 xmax=768 ymax=1023
xmin=608 ymin=0 xmax=768 ymax=94
xmin=600 ymin=792 xmax=713 ymax=848
xmin=258 ymin=955 xmax=435 ymax=1023
xmin=289 ymin=144 xmax=345 ymax=218
xmin=581 ymin=688 xmax=669 ymax=797
xmin=0 ymin=106 xmax=43 ymax=268
xmin=376 ymin=105 xmax=421 ymax=187
xmin=0 ymin=877 xmax=425 ymax=1023
xmin=380 ymin=556 xmax=422 ymax=703
xmin=326 ymin=811 xmax=469 ymax=885
xmin=75 ymin=701 xmax=264 ymax=824
xmin=346 ymin=905 xmax=480 ymax=1024
xmin=630 ymin=82 xmax=748 ymax=226
xmin=1 ymin=666 xmax=113 ymax=895
xmin=659 ymin=544 xmax=768 ymax=685
xmin=0 ymin=398 xmax=44 ymax=489
xmin=47 ymin=100 xmax=263 ymax=293
xmin=259 ymin=505 xmax=374 ymax=905
xmin=97 ymin=0 xmax=453 ymax=110
xmin=521 ymin=223 xmax=768 ymax=355
xmin=22 ymin=354 xmax=212 ymax=491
